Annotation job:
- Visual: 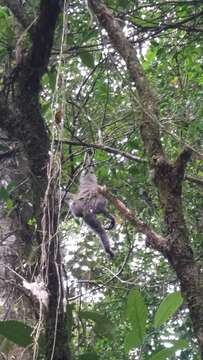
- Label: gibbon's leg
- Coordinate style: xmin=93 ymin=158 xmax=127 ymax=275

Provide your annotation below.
xmin=83 ymin=212 xmax=114 ymax=259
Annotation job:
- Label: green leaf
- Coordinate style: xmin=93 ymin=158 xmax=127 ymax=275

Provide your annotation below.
xmin=38 ymin=335 xmax=46 ymax=357
xmin=125 ymin=289 xmax=148 ymax=346
xmin=124 ymin=330 xmax=141 ymax=352
xmin=79 ymin=51 xmax=95 ymax=69
xmin=198 ymin=75 xmax=203 ymax=85
xmin=41 ymin=101 xmax=51 ymax=116
xmin=0 ymin=7 xmax=9 ymax=19
xmin=79 ymin=311 xmax=114 ymax=339
xmin=67 ymin=303 xmax=74 ymax=337
xmin=80 ymin=31 xmax=96 ymax=44
xmin=146 ymin=339 xmax=188 ymax=360
xmin=27 ymin=217 xmax=37 ymax=226
xmin=48 ymin=69 xmax=57 ymax=92
xmin=66 ymin=35 xmax=75 ymax=46
xmin=0 ymin=187 xmax=9 ymax=201
xmin=0 ymin=320 xmax=33 ymax=347
xmin=6 ymin=198 xmax=13 ymax=209
xmin=118 ymin=0 xmax=129 ymax=9
xmin=80 ymin=311 xmax=103 ymax=322
xmin=78 ymin=352 xmax=99 ymax=360
xmin=154 ymin=291 xmax=183 ymax=328
xmin=94 ymin=319 xmax=113 ymax=339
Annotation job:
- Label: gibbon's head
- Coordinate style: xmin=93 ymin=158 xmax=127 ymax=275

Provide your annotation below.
xmin=79 ymin=171 xmax=97 ymax=186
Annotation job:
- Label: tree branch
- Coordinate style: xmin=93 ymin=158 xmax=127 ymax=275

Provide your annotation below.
xmin=132 ymin=10 xmax=203 ymax=33
xmin=98 ymin=186 xmax=168 ymax=253
xmin=61 ymin=139 xmax=203 ymax=187
xmin=175 ymin=147 xmax=192 ymax=174
xmin=61 ymin=139 xmax=146 ymax=163
xmin=185 ymin=175 xmax=203 ymax=187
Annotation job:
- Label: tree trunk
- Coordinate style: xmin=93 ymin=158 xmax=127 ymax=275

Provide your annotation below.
xmin=0 ymin=130 xmax=35 ymax=359
xmin=0 ymin=0 xmax=71 ymax=358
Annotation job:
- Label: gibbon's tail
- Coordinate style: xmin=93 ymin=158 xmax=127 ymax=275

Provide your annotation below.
xmin=83 ymin=213 xmax=114 ymax=259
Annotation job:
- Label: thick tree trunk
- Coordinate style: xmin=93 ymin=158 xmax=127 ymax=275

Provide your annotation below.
xmin=0 ymin=130 xmax=35 ymax=359
xmin=0 ymin=1 xmax=71 ymax=359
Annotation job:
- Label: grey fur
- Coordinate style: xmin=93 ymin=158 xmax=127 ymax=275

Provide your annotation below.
xmin=68 ymin=172 xmax=115 ymax=258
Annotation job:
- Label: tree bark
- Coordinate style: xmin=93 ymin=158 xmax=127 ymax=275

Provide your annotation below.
xmin=89 ymin=0 xmax=203 ymax=357
xmin=0 ymin=131 xmax=35 ymax=360
xmin=0 ymin=1 xmax=71 ymax=359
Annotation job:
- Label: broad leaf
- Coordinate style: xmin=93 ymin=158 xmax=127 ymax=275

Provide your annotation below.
xmin=80 ymin=311 xmax=114 ymax=339
xmin=0 ymin=320 xmax=33 ymax=347
xmin=154 ymin=291 xmax=183 ymax=328
xmin=125 ymin=289 xmax=148 ymax=346
xmin=79 ymin=51 xmax=95 ymax=69
xmin=124 ymin=330 xmax=141 ymax=352
xmin=0 ymin=187 xmax=9 ymax=201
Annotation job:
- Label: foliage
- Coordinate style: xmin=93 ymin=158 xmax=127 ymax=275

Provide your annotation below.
xmin=154 ymin=292 xmax=183 ymax=329
xmin=0 ymin=0 xmax=202 ymax=359
xmin=0 ymin=320 xmax=33 ymax=348
xmin=125 ymin=289 xmax=148 ymax=351
xmin=0 ymin=321 xmax=45 ymax=357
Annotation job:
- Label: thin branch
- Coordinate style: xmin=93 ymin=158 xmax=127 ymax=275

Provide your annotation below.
xmin=185 ymin=175 xmax=203 ymax=187
xmin=68 ymin=248 xmax=137 ymax=301
xmin=160 ymin=124 xmax=203 ymax=160
xmin=135 ymin=1 xmax=203 ymax=8
xmin=131 ymin=10 xmax=203 ymax=32
xmin=61 ymin=139 xmax=203 ymax=186
xmin=60 ymin=139 xmax=146 ymax=163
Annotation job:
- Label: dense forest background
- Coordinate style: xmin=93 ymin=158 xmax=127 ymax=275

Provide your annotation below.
xmin=0 ymin=0 xmax=202 ymax=359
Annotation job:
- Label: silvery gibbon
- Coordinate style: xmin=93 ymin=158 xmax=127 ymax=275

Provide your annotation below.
xmin=67 ymin=155 xmax=115 ymax=258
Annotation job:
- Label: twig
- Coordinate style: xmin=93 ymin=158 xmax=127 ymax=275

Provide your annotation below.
xmin=60 ymin=139 xmax=146 ymax=163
